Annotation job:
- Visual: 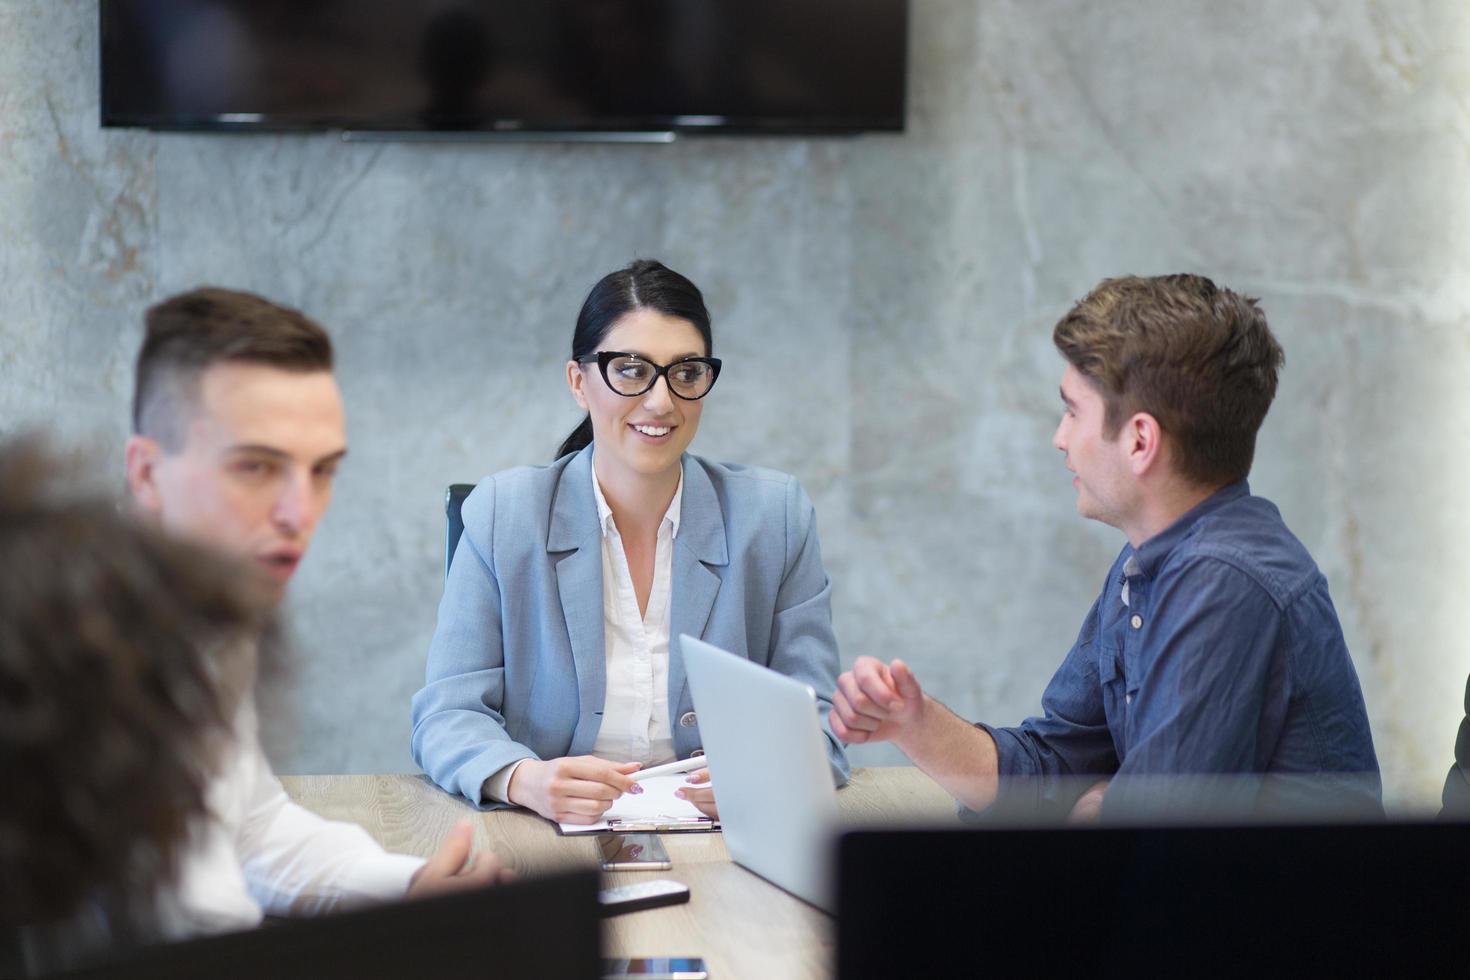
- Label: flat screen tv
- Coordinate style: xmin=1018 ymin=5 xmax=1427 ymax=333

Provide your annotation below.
xmin=100 ymin=1 xmax=908 ymax=137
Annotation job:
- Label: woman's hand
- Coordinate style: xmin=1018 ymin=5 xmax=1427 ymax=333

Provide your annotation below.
xmin=507 ymin=756 xmax=642 ymax=824
xmin=674 ymin=768 xmax=718 ymax=819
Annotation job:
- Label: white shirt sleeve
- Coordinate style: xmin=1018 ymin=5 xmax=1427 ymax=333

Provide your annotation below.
xmin=230 ymin=702 xmax=426 ymax=916
xmin=235 ymin=737 xmax=427 ymax=917
xmin=171 ymin=698 xmax=426 ymax=930
xmin=482 ymin=758 xmax=528 ymax=804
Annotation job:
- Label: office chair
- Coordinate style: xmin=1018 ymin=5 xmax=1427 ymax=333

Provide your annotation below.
xmin=444 ymin=483 xmax=474 ymax=580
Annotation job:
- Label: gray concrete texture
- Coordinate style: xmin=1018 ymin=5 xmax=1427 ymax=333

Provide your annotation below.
xmin=3 ymin=1 xmax=1467 ymax=808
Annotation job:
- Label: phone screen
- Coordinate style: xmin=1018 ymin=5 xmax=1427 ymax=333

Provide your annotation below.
xmin=597 ymin=833 xmax=672 ymax=870
xmin=601 ymin=957 xmax=708 ymax=980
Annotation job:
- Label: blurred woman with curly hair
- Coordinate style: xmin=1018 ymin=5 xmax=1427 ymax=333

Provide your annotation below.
xmin=0 ymin=437 xmax=270 ymax=975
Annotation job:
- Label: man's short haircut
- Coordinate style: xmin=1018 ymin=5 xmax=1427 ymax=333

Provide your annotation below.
xmin=1052 ymin=274 xmax=1285 ymax=487
xmin=0 ymin=436 xmax=267 ymax=928
xmin=132 ymin=288 xmax=334 ymax=450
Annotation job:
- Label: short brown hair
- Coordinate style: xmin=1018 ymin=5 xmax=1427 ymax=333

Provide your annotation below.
xmin=0 ymin=436 xmax=269 ymax=927
xmin=1053 ymin=274 xmax=1285 ymax=487
xmin=132 ymin=288 xmax=334 ymax=449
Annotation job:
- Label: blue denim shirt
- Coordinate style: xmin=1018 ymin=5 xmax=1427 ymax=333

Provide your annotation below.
xmin=981 ymin=482 xmax=1381 ymax=813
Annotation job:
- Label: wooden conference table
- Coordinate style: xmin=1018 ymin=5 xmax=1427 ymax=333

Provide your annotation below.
xmin=281 ymin=767 xmax=958 ymax=979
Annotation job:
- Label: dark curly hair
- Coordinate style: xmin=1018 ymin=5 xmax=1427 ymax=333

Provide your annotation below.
xmin=0 ymin=437 xmax=269 ymax=928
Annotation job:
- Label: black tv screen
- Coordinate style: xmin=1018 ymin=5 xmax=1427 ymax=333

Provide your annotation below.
xmin=100 ymin=1 xmax=908 ymax=136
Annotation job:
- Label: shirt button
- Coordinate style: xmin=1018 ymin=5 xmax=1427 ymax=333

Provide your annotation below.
xmin=1130 ymin=614 xmax=1143 ymax=629
xmin=1126 ymin=693 xmax=1133 ymax=705
xmin=678 ymin=711 xmax=698 ymax=728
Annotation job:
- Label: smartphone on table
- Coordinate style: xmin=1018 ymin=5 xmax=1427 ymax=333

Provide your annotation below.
xmin=597 ymin=833 xmax=672 ymax=871
xmin=601 ymin=957 xmax=708 ymax=979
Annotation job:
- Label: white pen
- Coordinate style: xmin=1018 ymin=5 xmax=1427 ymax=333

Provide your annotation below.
xmin=628 ymin=755 xmax=709 ymax=782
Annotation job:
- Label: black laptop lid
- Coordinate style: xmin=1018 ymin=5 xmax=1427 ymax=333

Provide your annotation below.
xmin=837 ymin=823 xmax=1470 ymax=979
xmin=55 ymin=868 xmax=600 ymax=980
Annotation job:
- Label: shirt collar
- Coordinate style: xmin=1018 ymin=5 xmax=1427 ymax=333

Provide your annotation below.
xmin=1127 ymin=480 xmax=1250 ymax=579
xmin=591 ymin=461 xmax=683 ymax=540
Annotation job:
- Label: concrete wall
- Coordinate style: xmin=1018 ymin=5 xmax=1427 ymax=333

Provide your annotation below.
xmin=4 ymin=0 xmax=1467 ymax=808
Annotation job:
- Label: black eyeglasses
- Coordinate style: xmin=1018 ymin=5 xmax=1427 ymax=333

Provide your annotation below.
xmin=577 ymin=351 xmax=723 ymax=400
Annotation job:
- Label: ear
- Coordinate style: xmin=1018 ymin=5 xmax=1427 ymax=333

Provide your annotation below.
xmin=1124 ymin=412 xmax=1164 ymax=477
xmin=124 ymin=434 xmax=165 ymax=514
xmin=566 ymin=360 xmax=589 ymax=411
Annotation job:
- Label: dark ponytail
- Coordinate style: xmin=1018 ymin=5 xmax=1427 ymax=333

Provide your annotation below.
xmin=554 ymin=259 xmax=713 ymax=459
xmin=554 ymin=416 xmax=595 ymax=462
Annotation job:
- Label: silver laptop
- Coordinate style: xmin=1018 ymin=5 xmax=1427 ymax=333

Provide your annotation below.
xmin=678 ymin=634 xmax=839 ymax=910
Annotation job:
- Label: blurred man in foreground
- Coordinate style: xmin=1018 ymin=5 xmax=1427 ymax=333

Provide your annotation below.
xmin=124 ymin=288 xmax=509 ymax=936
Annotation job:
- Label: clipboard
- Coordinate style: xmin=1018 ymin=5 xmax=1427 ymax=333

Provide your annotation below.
xmin=556 ymin=815 xmax=719 ymax=835
xmin=554 ymin=774 xmax=721 ymax=835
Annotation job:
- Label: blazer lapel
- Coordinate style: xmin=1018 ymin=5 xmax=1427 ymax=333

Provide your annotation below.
xmin=668 ymin=456 xmax=729 ymax=723
xmin=548 ymin=447 xmax=606 ymax=756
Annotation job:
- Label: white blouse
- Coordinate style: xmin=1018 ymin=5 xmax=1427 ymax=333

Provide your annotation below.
xmin=587 ymin=468 xmax=680 ymax=766
xmin=483 ymin=467 xmax=681 ymax=802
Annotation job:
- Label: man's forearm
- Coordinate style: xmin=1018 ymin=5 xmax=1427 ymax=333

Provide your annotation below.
xmin=893 ymin=696 xmax=1001 ymax=812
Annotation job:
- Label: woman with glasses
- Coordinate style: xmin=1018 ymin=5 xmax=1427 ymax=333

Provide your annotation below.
xmin=411 ymin=260 xmax=849 ymax=824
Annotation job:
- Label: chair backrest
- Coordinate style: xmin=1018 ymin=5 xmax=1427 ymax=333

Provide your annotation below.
xmin=444 ymin=483 xmax=474 ymax=580
xmin=57 ymin=869 xmax=601 ymax=980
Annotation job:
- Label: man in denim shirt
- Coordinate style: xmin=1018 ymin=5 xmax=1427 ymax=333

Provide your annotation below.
xmin=831 ymin=275 xmax=1380 ymax=818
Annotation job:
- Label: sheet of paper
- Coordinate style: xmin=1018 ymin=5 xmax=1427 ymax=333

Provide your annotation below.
xmin=557 ymin=774 xmax=708 ymax=833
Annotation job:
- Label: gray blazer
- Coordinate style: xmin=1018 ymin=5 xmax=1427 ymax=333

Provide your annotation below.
xmin=411 ymin=446 xmax=850 ymax=805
